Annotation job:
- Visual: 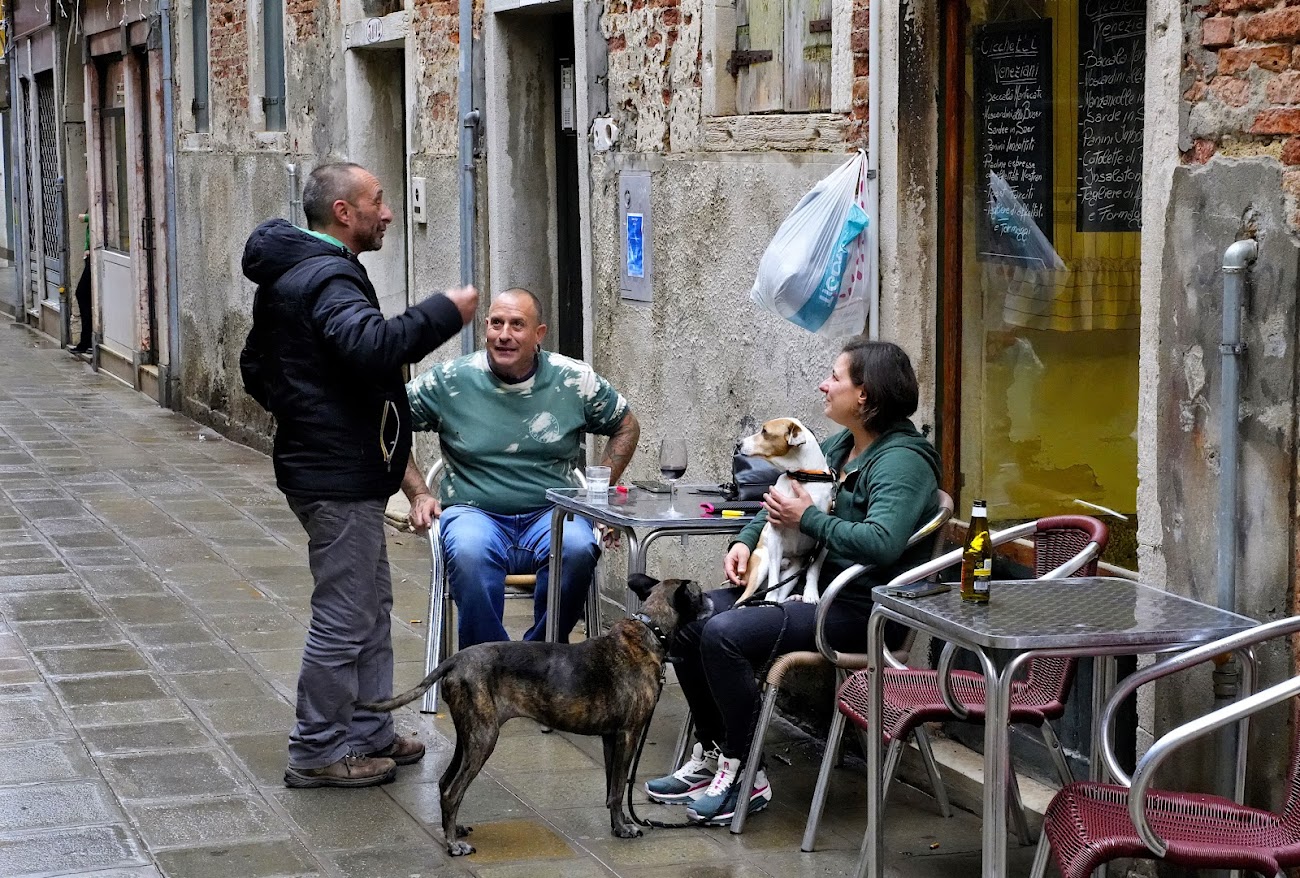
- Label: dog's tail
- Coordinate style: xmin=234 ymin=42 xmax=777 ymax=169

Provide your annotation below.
xmin=357 ymin=655 xmax=457 ymax=712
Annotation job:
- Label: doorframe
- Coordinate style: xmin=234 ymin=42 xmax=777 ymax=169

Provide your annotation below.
xmin=85 ymin=25 xmax=169 ymax=399
xmin=937 ymin=0 xmax=965 ymax=507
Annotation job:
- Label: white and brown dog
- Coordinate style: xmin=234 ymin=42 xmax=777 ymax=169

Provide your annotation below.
xmin=736 ymin=417 xmax=836 ymax=604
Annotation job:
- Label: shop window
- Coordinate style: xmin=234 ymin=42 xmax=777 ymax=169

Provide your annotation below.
xmin=947 ymin=0 xmax=1144 ymax=566
xmin=191 ymin=0 xmax=210 ymax=132
xmin=262 ymin=0 xmax=286 ymax=131
xmin=99 ymin=61 xmax=130 ymax=252
xmin=730 ymin=0 xmax=833 ymax=113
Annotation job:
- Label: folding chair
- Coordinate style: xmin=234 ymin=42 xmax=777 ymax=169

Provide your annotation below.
xmin=418 ymin=461 xmax=602 ymax=713
xmin=658 ymin=491 xmax=952 ymax=833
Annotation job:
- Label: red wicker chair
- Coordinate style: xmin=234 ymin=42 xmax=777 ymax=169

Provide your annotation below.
xmin=1031 ymin=615 xmax=1300 ymax=878
xmin=823 ymin=515 xmax=1108 ymax=846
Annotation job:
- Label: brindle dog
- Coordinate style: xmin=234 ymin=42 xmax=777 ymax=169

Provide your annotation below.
xmin=359 ymin=574 xmax=711 ymax=856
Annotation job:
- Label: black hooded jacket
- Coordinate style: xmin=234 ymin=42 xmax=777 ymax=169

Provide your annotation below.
xmin=240 ymin=218 xmax=463 ymax=500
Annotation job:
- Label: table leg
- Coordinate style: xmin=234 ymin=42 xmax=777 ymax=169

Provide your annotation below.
xmin=1089 ymin=656 xmax=1117 ymax=783
xmin=545 ymin=506 xmax=568 ymax=643
xmin=855 ymin=609 xmax=888 ymax=878
xmin=625 ymin=531 xmax=646 ymax=613
xmin=985 ymin=650 xmax=1011 ymax=878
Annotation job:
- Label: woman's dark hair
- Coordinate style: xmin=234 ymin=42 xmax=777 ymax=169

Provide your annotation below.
xmin=841 ymin=338 xmax=919 ymax=431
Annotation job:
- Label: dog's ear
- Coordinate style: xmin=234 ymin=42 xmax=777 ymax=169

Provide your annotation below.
xmin=627 ymin=573 xmax=659 ymax=601
xmin=786 ymin=420 xmax=807 ymax=446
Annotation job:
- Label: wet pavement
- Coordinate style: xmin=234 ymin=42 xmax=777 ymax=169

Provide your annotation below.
xmin=0 ymin=324 xmax=1039 ymax=878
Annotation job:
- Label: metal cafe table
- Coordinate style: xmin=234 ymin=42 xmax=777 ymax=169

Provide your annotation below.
xmin=859 ymin=577 xmax=1258 ymax=878
xmin=542 ymin=486 xmax=753 ymax=642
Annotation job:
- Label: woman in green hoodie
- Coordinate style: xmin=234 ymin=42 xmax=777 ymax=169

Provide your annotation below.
xmin=645 ymin=339 xmax=942 ymax=826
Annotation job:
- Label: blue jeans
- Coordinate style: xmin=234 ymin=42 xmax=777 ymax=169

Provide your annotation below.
xmin=440 ymin=504 xmax=599 ymax=647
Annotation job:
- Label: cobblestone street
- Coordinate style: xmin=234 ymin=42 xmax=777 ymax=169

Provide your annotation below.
xmin=0 ymin=323 xmax=1033 ymax=878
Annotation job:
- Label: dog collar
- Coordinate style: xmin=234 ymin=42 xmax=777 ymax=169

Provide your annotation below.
xmin=632 ymin=612 xmax=670 ymax=647
xmin=786 ymin=469 xmax=836 ymax=483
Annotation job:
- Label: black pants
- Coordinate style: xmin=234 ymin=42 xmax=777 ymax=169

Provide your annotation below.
xmin=673 ymin=586 xmax=891 ymax=761
xmin=73 ymin=255 xmax=91 ymax=350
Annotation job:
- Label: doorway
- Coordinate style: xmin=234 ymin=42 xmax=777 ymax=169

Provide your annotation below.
xmin=346 ymin=46 xmax=409 ymax=317
xmin=553 ymin=16 xmax=581 ymax=359
xmin=487 ymin=4 xmax=585 ymax=359
xmin=92 ymin=46 xmax=169 ymax=397
xmin=20 ymin=71 xmax=63 ymax=329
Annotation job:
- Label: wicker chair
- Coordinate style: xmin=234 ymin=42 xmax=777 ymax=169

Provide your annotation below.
xmin=808 ymin=515 xmax=1108 ymax=850
xmin=1031 ymin=615 xmax=1300 ymax=878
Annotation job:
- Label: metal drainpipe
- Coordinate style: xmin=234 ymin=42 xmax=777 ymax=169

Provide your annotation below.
xmin=457 ymin=0 xmax=478 ymax=356
xmin=159 ymin=0 xmax=183 ymax=411
xmin=55 ymin=176 xmax=69 ymax=348
xmin=286 ymin=162 xmax=300 ymax=226
xmin=1213 ymin=237 xmax=1257 ymax=810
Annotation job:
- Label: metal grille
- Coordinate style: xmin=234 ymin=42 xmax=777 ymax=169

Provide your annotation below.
xmin=21 ymin=80 xmax=35 ymax=259
xmin=36 ymin=74 xmax=62 ymax=262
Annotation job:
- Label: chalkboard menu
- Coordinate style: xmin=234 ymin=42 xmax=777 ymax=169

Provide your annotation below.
xmin=974 ymin=19 xmax=1055 ymax=264
xmin=1077 ymin=0 xmax=1145 ymax=232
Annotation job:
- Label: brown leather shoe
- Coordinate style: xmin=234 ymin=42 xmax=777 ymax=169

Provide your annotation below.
xmin=283 ymin=754 xmax=397 ymax=788
xmin=365 ymin=734 xmax=426 ymax=766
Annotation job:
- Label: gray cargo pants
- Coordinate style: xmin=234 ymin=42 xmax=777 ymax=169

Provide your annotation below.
xmin=285 ymin=496 xmax=396 ymax=768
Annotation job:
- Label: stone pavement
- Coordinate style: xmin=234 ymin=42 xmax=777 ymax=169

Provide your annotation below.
xmin=0 ymin=324 xmax=1040 ymax=878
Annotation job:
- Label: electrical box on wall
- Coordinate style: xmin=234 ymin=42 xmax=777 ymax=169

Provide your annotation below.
xmin=619 ymin=171 xmax=652 ymax=301
xmin=411 ymin=177 xmax=427 ymax=224
xmin=559 ymin=62 xmax=576 ymax=132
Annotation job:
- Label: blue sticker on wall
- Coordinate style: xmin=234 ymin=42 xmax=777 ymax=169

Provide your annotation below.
xmin=626 ymin=213 xmax=644 ymax=279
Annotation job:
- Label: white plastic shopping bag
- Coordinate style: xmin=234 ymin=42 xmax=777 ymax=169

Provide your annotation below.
xmin=750 ymin=151 xmax=872 ymax=337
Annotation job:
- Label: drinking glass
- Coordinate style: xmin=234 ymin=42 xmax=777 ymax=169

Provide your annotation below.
xmin=658 ymin=438 xmax=688 ymax=517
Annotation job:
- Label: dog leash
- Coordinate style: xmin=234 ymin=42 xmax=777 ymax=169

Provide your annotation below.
xmin=624 ymin=587 xmax=793 ymax=831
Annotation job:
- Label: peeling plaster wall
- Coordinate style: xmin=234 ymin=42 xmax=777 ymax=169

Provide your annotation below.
xmin=178 ymin=1 xmax=467 ymax=453
xmin=585 ymin=151 xmax=932 ymax=586
xmin=1151 ymin=157 xmax=1300 ymax=803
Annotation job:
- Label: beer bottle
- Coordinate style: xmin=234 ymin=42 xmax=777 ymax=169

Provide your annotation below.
xmin=959 ymin=500 xmax=992 ymax=603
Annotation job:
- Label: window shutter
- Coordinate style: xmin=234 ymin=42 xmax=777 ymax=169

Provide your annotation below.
xmin=784 ymin=0 xmax=832 ymax=111
xmin=734 ymin=0 xmax=784 ymax=114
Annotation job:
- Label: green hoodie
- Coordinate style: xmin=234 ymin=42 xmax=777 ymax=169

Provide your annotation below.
xmin=733 ymin=419 xmax=942 ymax=607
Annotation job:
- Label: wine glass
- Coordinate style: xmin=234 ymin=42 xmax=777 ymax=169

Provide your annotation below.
xmin=658 ymin=438 xmax=688 ymax=517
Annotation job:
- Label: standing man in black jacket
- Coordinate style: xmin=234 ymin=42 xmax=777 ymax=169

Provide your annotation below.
xmin=240 ymin=162 xmax=477 ymax=789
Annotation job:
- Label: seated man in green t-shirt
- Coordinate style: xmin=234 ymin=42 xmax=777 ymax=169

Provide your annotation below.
xmin=403 ymin=288 xmax=640 ymax=646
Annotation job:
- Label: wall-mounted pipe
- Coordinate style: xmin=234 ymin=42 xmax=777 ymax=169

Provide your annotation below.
xmin=1213 ymin=236 xmax=1257 ymax=811
xmin=286 ymin=162 xmax=300 ymax=227
xmin=159 ymin=0 xmax=183 ymax=411
xmin=457 ymin=0 xmax=477 ymax=356
xmin=1217 ymin=238 xmax=1256 ymax=615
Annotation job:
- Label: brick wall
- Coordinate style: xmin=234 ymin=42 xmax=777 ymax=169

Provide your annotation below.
xmin=413 ymin=0 xmax=469 ymax=155
xmin=210 ymin=0 xmax=250 ymax=122
xmin=1187 ymin=0 xmax=1300 ymax=229
xmin=287 ymin=0 xmax=325 ymax=43
xmin=603 ymin=0 xmax=702 ymax=152
xmin=602 ymin=0 xmax=867 ymax=153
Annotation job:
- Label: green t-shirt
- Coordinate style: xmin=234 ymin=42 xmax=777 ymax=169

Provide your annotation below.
xmin=407 ymin=350 xmax=630 ymax=514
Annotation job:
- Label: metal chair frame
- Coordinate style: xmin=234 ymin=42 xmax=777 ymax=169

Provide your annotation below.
xmin=661 ymin=491 xmax=954 ymax=834
xmin=802 ymin=514 xmax=1108 ymax=851
xmin=418 ymin=461 xmax=602 ymax=713
xmin=1030 ymin=615 xmax=1300 ymax=878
